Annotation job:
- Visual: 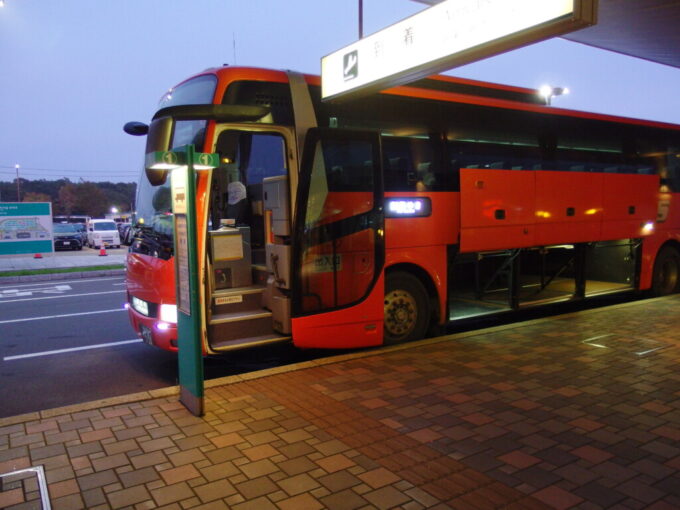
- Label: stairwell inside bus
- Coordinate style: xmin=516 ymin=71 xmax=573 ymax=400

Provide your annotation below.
xmin=204 ymin=127 xmax=295 ymax=351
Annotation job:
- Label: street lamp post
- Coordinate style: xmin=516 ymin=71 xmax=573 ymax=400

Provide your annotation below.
xmin=358 ymin=0 xmax=364 ymax=38
xmin=15 ymin=164 xmax=20 ymax=202
xmin=539 ymin=85 xmax=569 ymax=106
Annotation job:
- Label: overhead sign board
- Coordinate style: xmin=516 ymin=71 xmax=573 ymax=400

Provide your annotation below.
xmin=321 ymin=0 xmax=597 ymax=100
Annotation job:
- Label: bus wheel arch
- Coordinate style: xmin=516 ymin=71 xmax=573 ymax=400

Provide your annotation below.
xmin=383 ymin=265 xmax=439 ymax=345
xmin=651 ymin=243 xmax=680 ymax=296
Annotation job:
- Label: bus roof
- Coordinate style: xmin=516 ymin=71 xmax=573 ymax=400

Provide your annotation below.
xmin=179 ymin=66 xmax=680 ymax=133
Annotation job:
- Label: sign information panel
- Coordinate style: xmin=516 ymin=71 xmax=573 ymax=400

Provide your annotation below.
xmin=0 ymin=202 xmax=54 ymax=255
xmin=174 ymin=214 xmax=191 ymax=315
xmin=322 ymin=0 xmax=597 ymax=100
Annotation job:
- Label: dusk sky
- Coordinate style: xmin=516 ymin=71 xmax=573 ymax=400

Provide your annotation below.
xmin=1 ymin=1 xmax=679 ymax=184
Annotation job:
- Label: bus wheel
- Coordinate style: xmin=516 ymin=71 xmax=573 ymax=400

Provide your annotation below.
xmin=652 ymin=246 xmax=680 ymax=296
xmin=384 ymin=272 xmax=430 ymax=345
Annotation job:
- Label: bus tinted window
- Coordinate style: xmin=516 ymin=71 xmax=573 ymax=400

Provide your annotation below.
xmin=382 ymin=135 xmax=458 ymax=192
xmin=242 ymin=134 xmax=287 ymax=185
xmin=448 ymin=140 xmax=542 ymax=172
xmin=159 ymin=75 xmax=217 ymax=108
xmin=316 ymin=139 xmax=374 ymax=193
xmin=304 ymin=138 xmax=375 ymax=228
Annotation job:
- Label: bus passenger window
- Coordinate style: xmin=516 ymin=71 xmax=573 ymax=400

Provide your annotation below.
xmin=383 ymin=136 xmax=443 ymax=191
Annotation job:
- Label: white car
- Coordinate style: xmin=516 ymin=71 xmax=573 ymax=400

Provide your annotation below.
xmin=87 ymin=219 xmax=121 ymax=249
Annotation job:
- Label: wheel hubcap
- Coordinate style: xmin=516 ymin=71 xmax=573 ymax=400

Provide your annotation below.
xmin=384 ymin=290 xmax=417 ymax=337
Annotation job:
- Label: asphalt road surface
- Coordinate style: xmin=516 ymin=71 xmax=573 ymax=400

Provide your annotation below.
xmin=0 ymin=275 xmax=331 ymax=418
xmin=0 ymin=276 xmax=177 ymax=417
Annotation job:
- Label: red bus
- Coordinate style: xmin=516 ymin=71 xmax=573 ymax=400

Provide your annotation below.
xmin=124 ymin=66 xmax=680 ymax=354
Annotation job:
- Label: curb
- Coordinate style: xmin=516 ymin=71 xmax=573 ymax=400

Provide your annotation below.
xmin=0 ymin=268 xmax=125 ymax=284
xmin=1 ymin=293 xmax=673 ymax=427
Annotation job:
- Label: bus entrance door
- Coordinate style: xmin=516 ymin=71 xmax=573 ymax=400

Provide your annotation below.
xmin=291 ymin=129 xmax=385 ymax=349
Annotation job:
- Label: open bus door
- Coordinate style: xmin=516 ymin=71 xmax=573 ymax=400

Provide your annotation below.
xmin=291 ymin=128 xmax=385 ymax=349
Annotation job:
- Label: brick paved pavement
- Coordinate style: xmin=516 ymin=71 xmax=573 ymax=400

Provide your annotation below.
xmin=1 ymin=296 xmax=679 ymax=509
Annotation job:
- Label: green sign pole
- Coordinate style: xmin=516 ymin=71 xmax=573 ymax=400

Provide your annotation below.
xmin=148 ymin=145 xmax=218 ymax=416
xmin=172 ymin=144 xmax=204 ymax=416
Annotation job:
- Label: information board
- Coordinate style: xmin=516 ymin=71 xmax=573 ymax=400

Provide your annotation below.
xmin=0 ymin=202 xmax=54 ymax=255
xmin=322 ymin=0 xmax=597 ymax=100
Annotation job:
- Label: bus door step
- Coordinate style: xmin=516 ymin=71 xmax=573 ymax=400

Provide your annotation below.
xmin=209 ymin=333 xmax=291 ymax=352
xmin=209 ymin=310 xmax=274 ymax=345
xmin=212 ymin=285 xmax=265 ymax=315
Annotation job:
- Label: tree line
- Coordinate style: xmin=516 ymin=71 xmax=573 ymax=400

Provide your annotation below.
xmin=0 ymin=179 xmax=136 ymax=218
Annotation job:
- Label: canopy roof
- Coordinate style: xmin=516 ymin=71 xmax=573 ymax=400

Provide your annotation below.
xmin=411 ymin=0 xmax=680 ymax=69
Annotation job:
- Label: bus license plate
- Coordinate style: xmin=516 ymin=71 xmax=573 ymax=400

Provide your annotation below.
xmin=139 ymin=325 xmax=153 ymax=346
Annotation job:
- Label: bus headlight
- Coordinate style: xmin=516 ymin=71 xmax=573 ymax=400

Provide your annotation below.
xmin=159 ymin=304 xmax=177 ymax=323
xmin=131 ymin=296 xmax=149 ymax=316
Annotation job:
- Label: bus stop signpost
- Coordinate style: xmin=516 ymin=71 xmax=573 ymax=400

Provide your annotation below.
xmin=146 ymin=145 xmax=218 ymax=416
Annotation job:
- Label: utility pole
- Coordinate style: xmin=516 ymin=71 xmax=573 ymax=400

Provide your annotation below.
xmin=358 ymin=0 xmax=364 ymax=38
xmin=15 ymin=164 xmax=20 ymax=202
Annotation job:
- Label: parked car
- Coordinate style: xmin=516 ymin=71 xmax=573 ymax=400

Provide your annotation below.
xmin=87 ymin=219 xmax=121 ymax=249
xmin=73 ymin=223 xmax=88 ymax=245
xmin=53 ymin=223 xmax=83 ymax=251
xmin=117 ymin=222 xmax=131 ymax=236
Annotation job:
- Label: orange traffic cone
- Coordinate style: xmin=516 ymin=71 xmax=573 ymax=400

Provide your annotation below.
xmin=34 ymin=253 xmax=43 ymax=259
xmin=99 ymin=245 xmax=107 ymax=256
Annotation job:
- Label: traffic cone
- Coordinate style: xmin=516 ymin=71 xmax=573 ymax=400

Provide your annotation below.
xmin=99 ymin=245 xmax=107 ymax=257
xmin=33 ymin=253 xmax=43 ymax=259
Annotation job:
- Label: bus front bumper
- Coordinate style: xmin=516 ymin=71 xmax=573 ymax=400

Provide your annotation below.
xmin=128 ymin=307 xmax=178 ymax=352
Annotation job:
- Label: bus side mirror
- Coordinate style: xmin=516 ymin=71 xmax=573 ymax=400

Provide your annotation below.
xmin=143 ymin=116 xmax=175 ymax=185
xmin=123 ymin=122 xmax=149 ymax=136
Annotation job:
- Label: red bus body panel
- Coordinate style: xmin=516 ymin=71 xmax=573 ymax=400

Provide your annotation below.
xmin=534 ymin=171 xmax=603 ymax=245
xmin=126 ymin=253 xmax=178 ymax=351
xmin=460 ymin=169 xmax=536 ymax=252
xmin=384 ymin=191 xmax=458 ymax=324
xmin=460 ymin=169 xmax=659 ymax=253
xmin=600 ymin=174 xmax=659 ymax=240
xmin=292 ymin=273 xmax=385 ymax=349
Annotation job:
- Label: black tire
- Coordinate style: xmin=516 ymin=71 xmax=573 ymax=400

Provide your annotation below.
xmin=384 ymin=271 xmax=430 ymax=345
xmin=651 ymin=246 xmax=680 ymax=296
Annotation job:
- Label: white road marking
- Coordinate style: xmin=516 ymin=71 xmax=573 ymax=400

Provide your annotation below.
xmin=0 ymin=284 xmax=72 ymax=298
xmin=0 ymin=308 xmax=127 ymax=324
xmin=0 ymin=290 xmax=124 ymax=304
xmin=0 ymin=276 xmax=124 ymax=289
xmin=4 ymin=339 xmax=142 ymax=361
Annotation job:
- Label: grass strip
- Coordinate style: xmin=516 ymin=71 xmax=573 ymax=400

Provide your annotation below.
xmin=0 ymin=265 xmax=124 ymax=277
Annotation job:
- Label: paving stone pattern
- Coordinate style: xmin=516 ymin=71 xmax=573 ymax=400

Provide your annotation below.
xmin=1 ymin=296 xmax=680 ymax=509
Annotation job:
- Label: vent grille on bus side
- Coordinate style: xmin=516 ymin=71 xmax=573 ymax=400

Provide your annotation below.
xmin=223 ymin=81 xmax=295 ymax=125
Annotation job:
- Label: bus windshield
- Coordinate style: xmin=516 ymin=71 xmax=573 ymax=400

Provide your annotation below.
xmin=131 ymin=75 xmax=217 ymax=259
